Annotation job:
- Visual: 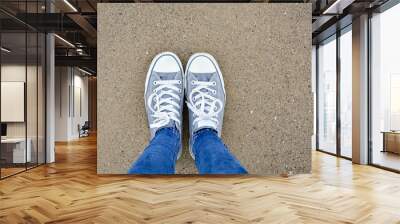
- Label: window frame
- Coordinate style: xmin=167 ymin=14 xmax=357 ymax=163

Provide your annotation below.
xmin=315 ymin=24 xmax=353 ymax=160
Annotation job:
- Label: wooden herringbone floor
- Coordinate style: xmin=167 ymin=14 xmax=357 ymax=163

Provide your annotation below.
xmin=1 ymin=134 xmax=400 ymax=224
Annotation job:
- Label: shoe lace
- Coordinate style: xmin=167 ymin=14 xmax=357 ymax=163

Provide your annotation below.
xmin=186 ymin=80 xmax=223 ymax=129
xmin=148 ymin=79 xmax=182 ymax=129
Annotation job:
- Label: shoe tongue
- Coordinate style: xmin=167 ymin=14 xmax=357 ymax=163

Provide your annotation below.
xmin=156 ymin=72 xmax=178 ymax=80
xmin=194 ymin=73 xmax=214 ymax=82
xmin=164 ymin=119 xmax=177 ymax=129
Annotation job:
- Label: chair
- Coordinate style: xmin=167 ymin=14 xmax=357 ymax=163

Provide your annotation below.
xmin=79 ymin=121 xmax=90 ymax=138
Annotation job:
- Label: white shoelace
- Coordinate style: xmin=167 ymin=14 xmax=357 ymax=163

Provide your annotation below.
xmin=148 ymin=80 xmax=181 ymax=129
xmin=187 ymin=80 xmax=223 ymax=130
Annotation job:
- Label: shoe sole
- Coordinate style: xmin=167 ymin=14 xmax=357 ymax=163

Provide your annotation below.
xmin=145 ymin=52 xmax=184 ymax=160
xmin=185 ymin=52 xmax=226 ymax=159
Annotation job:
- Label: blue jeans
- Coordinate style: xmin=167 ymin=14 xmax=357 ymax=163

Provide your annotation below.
xmin=128 ymin=127 xmax=247 ymax=174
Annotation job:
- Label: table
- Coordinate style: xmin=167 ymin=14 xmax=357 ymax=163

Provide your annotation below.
xmin=382 ymin=131 xmax=400 ymax=154
xmin=1 ymin=138 xmax=31 ymax=163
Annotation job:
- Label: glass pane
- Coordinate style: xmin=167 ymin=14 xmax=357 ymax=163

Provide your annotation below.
xmin=312 ymin=46 xmax=317 ymax=150
xmin=38 ymin=32 xmax=46 ymax=165
xmin=318 ymin=36 xmax=337 ymax=154
xmin=1 ymin=31 xmax=27 ymax=177
xmin=27 ymin=31 xmax=38 ymax=169
xmin=371 ymin=3 xmax=400 ymax=171
xmin=340 ymin=28 xmax=352 ymax=158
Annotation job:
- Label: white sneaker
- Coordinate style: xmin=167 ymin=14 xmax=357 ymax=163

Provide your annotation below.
xmin=185 ymin=53 xmax=226 ymax=159
xmin=144 ymin=52 xmax=184 ymax=158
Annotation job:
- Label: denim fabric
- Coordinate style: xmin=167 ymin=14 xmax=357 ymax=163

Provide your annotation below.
xmin=192 ymin=128 xmax=247 ymax=174
xmin=128 ymin=127 xmax=247 ymax=175
xmin=128 ymin=127 xmax=180 ymax=174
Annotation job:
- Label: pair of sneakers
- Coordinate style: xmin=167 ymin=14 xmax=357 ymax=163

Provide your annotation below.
xmin=145 ymin=52 xmax=225 ymax=160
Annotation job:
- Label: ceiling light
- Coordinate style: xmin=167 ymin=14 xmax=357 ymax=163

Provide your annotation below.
xmin=323 ymin=0 xmax=355 ymax=15
xmin=78 ymin=67 xmax=93 ymax=76
xmin=54 ymin=34 xmax=75 ymax=48
xmin=1 ymin=47 xmax=11 ymax=53
xmin=76 ymin=48 xmax=85 ymax=55
xmin=63 ymin=0 xmax=78 ymax=12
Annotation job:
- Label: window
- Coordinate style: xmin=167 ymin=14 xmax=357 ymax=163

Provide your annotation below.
xmin=339 ymin=27 xmax=352 ymax=158
xmin=317 ymin=35 xmax=337 ymax=154
xmin=316 ymin=25 xmax=353 ymax=159
xmin=370 ymin=3 xmax=400 ymax=171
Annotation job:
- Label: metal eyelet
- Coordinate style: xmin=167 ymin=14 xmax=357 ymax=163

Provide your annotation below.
xmin=178 ymin=80 xmax=181 ymax=84
xmin=212 ymin=90 xmax=216 ymax=94
xmin=212 ymin=81 xmax=216 ymax=86
xmin=153 ymin=81 xmax=157 ymax=85
xmin=191 ymin=80 xmax=195 ymax=85
xmin=153 ymin=89 xmax=156 ymax=93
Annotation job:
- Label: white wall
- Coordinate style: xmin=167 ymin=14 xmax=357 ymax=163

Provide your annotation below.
xmin=71 ymin=73 xmax=89 ymax=138
xmin=55 ymin=67 xmax=70 ymax=141
xmin=55 ymin=67 xmax=89 ymax=141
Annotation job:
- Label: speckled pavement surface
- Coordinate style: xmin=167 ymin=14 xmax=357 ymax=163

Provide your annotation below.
xmin=97 ymin=3 xmax=312 ymax=175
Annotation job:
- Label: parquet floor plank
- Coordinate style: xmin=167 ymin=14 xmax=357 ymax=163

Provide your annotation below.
xmin=1 ymin=134 xmax=400 ymax=223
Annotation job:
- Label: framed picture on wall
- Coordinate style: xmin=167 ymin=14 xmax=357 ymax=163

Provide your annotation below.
xmin=1 ymin=81 xmax=25 ymax=122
